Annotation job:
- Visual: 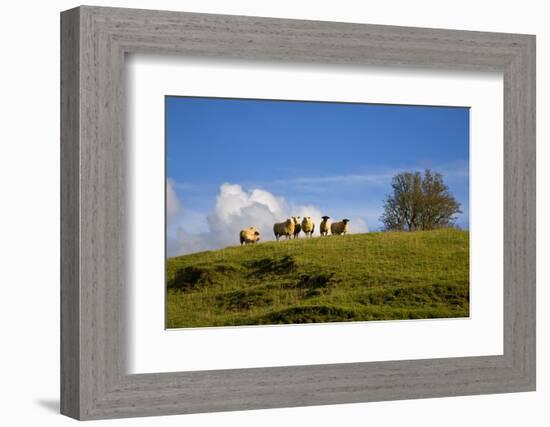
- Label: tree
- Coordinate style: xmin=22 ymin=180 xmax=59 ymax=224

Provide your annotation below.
xmin=380 ymin=169 xmax=461 ymax=231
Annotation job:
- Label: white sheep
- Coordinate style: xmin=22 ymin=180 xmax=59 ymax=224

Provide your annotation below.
xmin=292 ymin=216 xmax=302 ymax=239
xmin=330 ymin=219 xmax=350 ymax=235
xmin=239 ymin=227 xmax=261 ymax=245
xmin=273 ymin=218 xmax=295 ymax=241
xmin=301 ymin=216 xmax=315 ymax=238
xmin=319 ymin=216 xmax=330 ymax=236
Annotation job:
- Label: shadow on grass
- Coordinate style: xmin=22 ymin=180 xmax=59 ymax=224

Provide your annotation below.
xmin=296 ymin=273 xmax=338 ymax=297
xmin=168 ymin=266 xmax=214 ymax=291
xmin=245 ymin=255 xmax=296 ymax=276
xmin=255 ymin=305 xmax=361 ymax=324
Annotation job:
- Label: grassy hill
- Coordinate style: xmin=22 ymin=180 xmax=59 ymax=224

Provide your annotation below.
xmin=166 ymin=229 xmax=469 ymax=328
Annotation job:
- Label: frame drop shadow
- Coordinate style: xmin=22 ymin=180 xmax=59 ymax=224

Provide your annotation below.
xmin=35 ymin=399 xmax=59 ymax=413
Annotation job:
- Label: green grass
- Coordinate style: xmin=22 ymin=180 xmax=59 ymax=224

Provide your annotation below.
xmin=166 ymin=229 xmax=469 ymax=328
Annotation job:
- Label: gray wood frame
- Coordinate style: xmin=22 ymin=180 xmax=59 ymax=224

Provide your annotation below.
xmin=60 ymin=5 xmax=536 ymax=420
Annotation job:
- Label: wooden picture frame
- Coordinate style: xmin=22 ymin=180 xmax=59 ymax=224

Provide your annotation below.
xmin=60 ymin=5 xmax=536 ymax=420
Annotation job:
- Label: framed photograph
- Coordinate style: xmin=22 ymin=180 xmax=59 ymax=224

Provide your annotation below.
xmin=61 ymin=6 xmax=535 ymax=420
xmin=164 ymin=96 xmax=470 ymax=329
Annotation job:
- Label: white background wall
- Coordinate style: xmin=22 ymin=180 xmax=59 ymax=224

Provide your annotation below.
xmin=0 ymin=0 xmax=546 ymax=425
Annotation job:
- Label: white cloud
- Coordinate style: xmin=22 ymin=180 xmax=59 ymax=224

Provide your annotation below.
xmin=166 ymin=179 xmax=182 ymax=222
xmin=167 ymin=182 xmax=370 ymax=256
xmin=250 ymin=161 xmax=469 ymax=194
xmin=349 ymin=217 xmax=369 ymax=234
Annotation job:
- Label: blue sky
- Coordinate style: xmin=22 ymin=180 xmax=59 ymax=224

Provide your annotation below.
xmin=166 ymin=96 xmax=469 ymax=255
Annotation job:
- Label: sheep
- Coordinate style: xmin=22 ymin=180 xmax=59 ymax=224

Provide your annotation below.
xmin=292 ymin=216 xmax=302 ymax=239
xmin=239 ymin=227 xmax=261 ymax=245
xmin=319 ymin=216 xmax=330 ymax=236
xmin=273 ymin=218 xmax=295 ymax=241
xmin=330 ymin=219 xmax=350 ymax=235
xmin=301 ymin=216 xmax=315 ymax=238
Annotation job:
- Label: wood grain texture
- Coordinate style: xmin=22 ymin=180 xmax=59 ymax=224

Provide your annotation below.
xmin=60 ymin=5 xmax=536 ymax=420
xmin=60 ymin=7 xmax=80 ymax=419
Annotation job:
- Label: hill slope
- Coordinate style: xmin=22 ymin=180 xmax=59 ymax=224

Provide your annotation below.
xmin=166 ymin=229 xmax=469 ymax=328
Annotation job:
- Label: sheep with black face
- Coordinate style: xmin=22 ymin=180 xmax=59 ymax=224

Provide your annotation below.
xmin=330 ymin=219 xmax=350 ymax=236
xmin=319 ymin=216 xmax=330 ymax=236
xmin=239 ymin=227 xmax=261 ymax=245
